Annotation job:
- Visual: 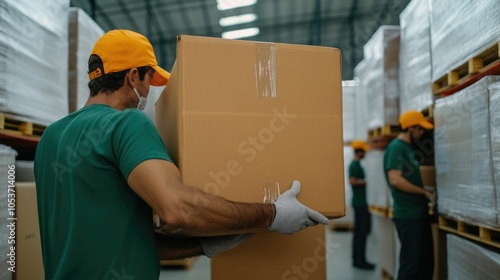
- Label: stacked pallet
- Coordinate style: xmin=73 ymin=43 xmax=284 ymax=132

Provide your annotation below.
xmin=490 ymin=82 xmax=500 ymax=226
xmin=353 ymin=60 xmax=368 ymax=141
xmin=431 ymin=0 xmax=500 ymax=96
xmin=342 ymin=81 xmax=357 ymax=143
xmin=447 ymin=235 xmax=500 ymax=279
xmin=330 ymin=146 xmax=354 ymax=230
xmin=399 ymin=0 xmax=433 ymax=113
xmin=68 ymin=8 xmax=104 ymax=113
xmin=362 ymin=26 xmax=401 ymax=135
xmin=435 ymin=76 xmax=500 ymax=227
xmin=0 ymin=0 xmax=69 ymax=126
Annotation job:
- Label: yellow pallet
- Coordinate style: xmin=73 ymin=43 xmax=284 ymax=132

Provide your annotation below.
xmin=439 ymin=215 xmax=500 ymax=249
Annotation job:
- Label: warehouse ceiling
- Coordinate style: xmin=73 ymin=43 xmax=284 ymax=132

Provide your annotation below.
xmin=70 ymin=0 xmax=411 ymax=80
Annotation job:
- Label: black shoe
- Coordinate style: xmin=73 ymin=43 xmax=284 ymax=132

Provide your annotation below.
xmin=353 ymin=261 xmax=375 ymax=270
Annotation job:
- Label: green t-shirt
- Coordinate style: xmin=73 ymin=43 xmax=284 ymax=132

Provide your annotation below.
xmin=383 ymin=139 xmax=427 ymax=219
xmin=348 ymin=160 xmax=367 ymax=207
xmin=34 ymin=104 xmax=172 ymax=279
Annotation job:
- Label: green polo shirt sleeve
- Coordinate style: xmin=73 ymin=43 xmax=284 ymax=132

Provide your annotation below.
xmin=112 ymin=109 xmax=172 ymax=180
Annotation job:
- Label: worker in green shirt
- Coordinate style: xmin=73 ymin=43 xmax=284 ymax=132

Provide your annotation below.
xmin=383 ymin=110 xmax=435 ymax=280
xmin=348 ymin=140 xmax=375 ymax=270
xmin=34 ymin=29 xmax=328 ymax=280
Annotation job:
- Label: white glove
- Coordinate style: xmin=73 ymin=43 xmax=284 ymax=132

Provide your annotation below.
xmin=199 ymin=234 xmax=253 ymax=258
xmin=268 ymin=180 xmax=329 ymax=234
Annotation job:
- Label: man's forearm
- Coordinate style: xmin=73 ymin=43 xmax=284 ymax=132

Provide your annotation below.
xmin=162 ymin=185 xmax=275 ymax=236
xmin=392 ymin=176 xmax=426 ymax=195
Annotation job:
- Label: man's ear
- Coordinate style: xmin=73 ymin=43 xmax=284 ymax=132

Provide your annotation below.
xmin=126 ymin=68 xmax=139 ymax=87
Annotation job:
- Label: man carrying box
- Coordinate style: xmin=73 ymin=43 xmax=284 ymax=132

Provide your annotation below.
xmin=34 ymin=29 xmax=328 ymax=280
xmin=383 ymin=110 xmax=435 ymax=280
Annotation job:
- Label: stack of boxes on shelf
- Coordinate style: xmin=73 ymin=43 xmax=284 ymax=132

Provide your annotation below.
xmin=353 ymin=25 xmax=403 ymax=279
xmin=0 ymin=145 xmax=17 ymax=280
xmin=399 ymin=0 xmax=433 ymax=113
xmin=430 ymin=0 xmax=500 ymax=278
xmin=430 ymin=0 xmax=500 ymax=96
xmin=435 ymin=76 xmax=500 ymax=226
xmin=332 ymin=82 xmax=357 ymax=229
xmin=155 ymin=35 xmax=345 ymax=279
xmin=447 ymin=235 xmax=500 ymax=279
xmin=68 ymin=8 xmax=104 ymax=113
xmin=0 ymin=0 xmax=69 ymax=126
xmin=362 ymin=26 xmax=401 ymax=135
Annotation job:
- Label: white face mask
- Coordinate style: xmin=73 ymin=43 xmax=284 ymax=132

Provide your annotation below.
xmin=133 ymin=88 xmax=147 ymax=111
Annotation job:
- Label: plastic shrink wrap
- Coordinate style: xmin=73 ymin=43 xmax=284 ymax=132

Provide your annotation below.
xmin=447 ymin=234 xmax=500 ymax=280
xmin=332 ymin=146 xmax=354 ymax=226
xmin=0 ymin=145 xmax=17 ymax=280
xmin=69 ymin=8 xmax=104 ymax=112
xmin=353 ymin=60 xmax=368 ymax=141
xmin=435 ymin=76 xmax=500 ymax=226
xmin=362 ymin=26 xmax=400 ymax=130
xmin=365 ymin=150 xmax=391 ymax=208
xmin=0 ymin=0 xmax=69 ymax=126
xmin=399 ymin=0 xmax=433 ymax=113
xmin=430 ymin=0 xmax=500 ymax=82
xmin=342 ymin=81 xmax=356 ymax=143
xmin=489 ymin=81 xmax=500 ymax=226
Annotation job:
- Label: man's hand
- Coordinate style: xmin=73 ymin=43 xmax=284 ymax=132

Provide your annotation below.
xmin=268 ymin=180 xmax=329 ymax=234
xmin=425 ymin=190 xmax=436 ymax=204
xmin=199 ymin=234 xmax=253 ymax=258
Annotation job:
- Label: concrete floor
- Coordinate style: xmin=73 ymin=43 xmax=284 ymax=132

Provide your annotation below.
xmin=159 ymin=227 xmax=383 ymax=280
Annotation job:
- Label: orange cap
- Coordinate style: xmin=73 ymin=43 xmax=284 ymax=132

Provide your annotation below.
xmin=88 ymin=29 xmax=170 ymax=86
xmin=399 ymin=110 xmax=434 ymax=130
xmin=351 ymin=140 xmax=369 ymax=152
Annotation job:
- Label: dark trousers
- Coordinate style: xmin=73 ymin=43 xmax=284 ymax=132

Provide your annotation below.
xmin=352 ymin=206 xmax=371 ymax=264
xmin=394 ymin=217 xmax=434 ymax=280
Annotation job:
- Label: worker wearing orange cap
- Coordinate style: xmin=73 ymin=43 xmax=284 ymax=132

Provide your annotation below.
xmin=348 ymin=140 xmax=375 ymax=270
xmin=383 ymin=110 xmax=435 ymax=280
xmin=34 ymin=30 xmax=328 ymax=279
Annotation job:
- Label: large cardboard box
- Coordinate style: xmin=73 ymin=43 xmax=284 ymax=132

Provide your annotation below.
xmin=420 ymin=166 xmax=436 ymax=188
xmin=15 ymin=183 xmax=44 ymax=280
xmin=156 ymin=35 xmax=344 ymax=219
xmin=212 ymin=225 xmax=326 ymax=280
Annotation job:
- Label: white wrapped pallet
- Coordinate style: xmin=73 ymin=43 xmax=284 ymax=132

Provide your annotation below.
xmin=399 ymin=0 xmax=433 ymax=113
xmin=342 ymin=81 xmax=356 ymax=143
xmin=447 ymin=234 xmax=500 ymax=280
xmin=489 ymin=81 xmax=500 ymax=226
xmin=362 ymin=26 xmax=400 ymax=130
xmin=0 ymin=145 xmax=17 ymax=280
xmin=430 ymin=0 xmax=500 ymax=82
xmin=332 ymin=146 xmax=355 ymax=226
xmin=435 ymin=76 xmax=500 ymax=226
xmin=68 ymin=8 xmax=104 ymax=112
xmin=0 ymin=0 xmax=69 ymax=126
xmin=353 ymin=60 xmax=368 ymax=141
xmin=365 ymin=149 xmax=391 ymax=208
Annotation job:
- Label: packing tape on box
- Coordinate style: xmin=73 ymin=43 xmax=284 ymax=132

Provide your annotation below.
xmin=255 ymin=42 xmax=277 ymax=99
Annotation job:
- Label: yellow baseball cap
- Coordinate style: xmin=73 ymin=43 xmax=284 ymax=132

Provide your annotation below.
xmin=399 ymin=110 xmax=434 ymax=130
xmin=351 ymin=140 xmax=369 ymax=152
xmin=88 ymin=29 xmax=170 ymax=86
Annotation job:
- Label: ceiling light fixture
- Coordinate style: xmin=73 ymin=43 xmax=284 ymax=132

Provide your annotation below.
xmin=222 ymin=27 xmax=260 ymax=39
xmin=217 ymin=0 xmax=257 ymax=11
xmin=219 ymin=13 xmax=257 ymax=27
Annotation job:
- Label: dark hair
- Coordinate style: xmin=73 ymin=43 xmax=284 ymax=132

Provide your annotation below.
xmin=401 ymin=125 xmax=419 ymax=133
xmin=354 ymin=149 xmax=365 ymax=154
xmin=88 ymin=54 xmax=152 ymax=97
